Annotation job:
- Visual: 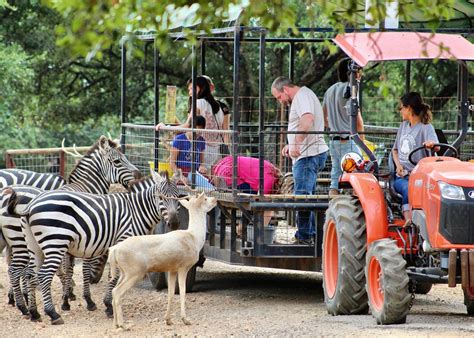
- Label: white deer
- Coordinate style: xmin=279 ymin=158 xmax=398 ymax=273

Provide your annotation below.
xmin=108 ymin=191 xmax=217 ymax=329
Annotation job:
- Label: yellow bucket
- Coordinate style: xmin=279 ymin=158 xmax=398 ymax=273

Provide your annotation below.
xmin=149 ymin=161 xmax=173 ymax=176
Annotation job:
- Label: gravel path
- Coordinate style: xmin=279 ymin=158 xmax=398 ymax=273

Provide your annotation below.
xmin=0 ymin=257 xmax=473 ymax=337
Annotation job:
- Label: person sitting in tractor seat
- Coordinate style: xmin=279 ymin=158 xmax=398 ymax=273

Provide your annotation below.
xmin=392 ymin=92 xmax=438 ymax=223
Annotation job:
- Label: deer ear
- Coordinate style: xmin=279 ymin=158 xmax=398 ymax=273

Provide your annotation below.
xmin=179 ymin=199 xmax=190 ymax=209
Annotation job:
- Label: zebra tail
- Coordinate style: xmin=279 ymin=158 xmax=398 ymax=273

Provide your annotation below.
xmin=108 ymin=247 xmax=118 ymax=280
xmin=4 ymin=188 xmax=18 ymax=215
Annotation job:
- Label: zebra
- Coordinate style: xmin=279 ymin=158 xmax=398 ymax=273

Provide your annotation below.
xmin=20 ymin=170 xmax=180 ymax=325
xmin=0 ymin=169 xmax=66 ymax=191
xmin=3 ymin=135 xmax=142 ymax=319
xmin=0 ymin=170 xmax=66 ymax=306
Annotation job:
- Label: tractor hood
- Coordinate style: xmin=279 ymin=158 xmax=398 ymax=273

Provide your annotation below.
xmin=414 ymin=157 xmax=474 ymax=187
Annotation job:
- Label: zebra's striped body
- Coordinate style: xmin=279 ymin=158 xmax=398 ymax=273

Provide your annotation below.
xmin=0 ymin=169 xmax=66 ymax=191
xmin=3 ymin=136 xmax=141 ymax=320
xmin=0 ymin=170 xmax=65 ymax=310
xmin=22 ymin=170 xmax=180 ymax=324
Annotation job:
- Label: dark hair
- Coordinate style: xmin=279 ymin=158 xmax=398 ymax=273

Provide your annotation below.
xmin=400 ymin=92 xmax=432 ymax=124
xmin=337 ymin=58 xmax=350 ymax=83
xmin=187 ymin=76 xmax=220 ymax=115
xmin=195 ymin=115 xmax=206 ymax=128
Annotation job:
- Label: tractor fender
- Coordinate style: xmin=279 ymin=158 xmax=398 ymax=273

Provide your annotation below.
xmin=340 ymin=173 xmax=388 ymax=244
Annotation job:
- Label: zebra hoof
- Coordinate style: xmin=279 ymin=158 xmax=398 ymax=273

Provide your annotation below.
xmin=87 ymin=302 xmax=97 ymax=311
xmin=51 ymin=317 xmax=64 ymax=325
xmin=30 ymin=313 xmax=42 ymax=322
xmin=105 ymin=307 xmax=114 ymax=318
xmin=18 ymin=305 xmax=29 ymax=316
xmin=8 ymin=295 xmax=15 ymax=306
xmin=61 ymin=303 xmax=71 ymax=311
xmin=69 ymin=293 xmax=77 ymax=301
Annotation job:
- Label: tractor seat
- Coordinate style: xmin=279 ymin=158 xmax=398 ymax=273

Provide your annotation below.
xmin=388 ymin=152 xmax=403 ymax=204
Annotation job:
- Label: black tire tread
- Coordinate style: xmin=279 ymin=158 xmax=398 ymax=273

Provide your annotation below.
xmin=323 ymin=195 xmax=368 ymax=315
xmin=366 ymin=239 xmax=411 ymax=325
xmin=463 ymin=288 xmax=474 ymax=316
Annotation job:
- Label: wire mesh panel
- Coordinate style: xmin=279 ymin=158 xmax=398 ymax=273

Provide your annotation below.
xmin=5 ymin=146 xmax=90 ymax=179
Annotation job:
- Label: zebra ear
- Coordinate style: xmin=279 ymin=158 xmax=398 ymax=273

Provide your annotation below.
xmin=98 ymin=135 xmax=111 ymax=155
xmin=150 ymin=169 xmax=164 ymax=184
xmin=172 ymin=169 xmax=184 ymax=183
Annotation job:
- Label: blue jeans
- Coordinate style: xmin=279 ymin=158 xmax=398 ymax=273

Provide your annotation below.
xmin=293 ymin=152 xmax=328 ymax=240
xmin=394 ymin=176 xmax=409 ymax=211
xmin=329 ymin=140 xmax=360 ymax=190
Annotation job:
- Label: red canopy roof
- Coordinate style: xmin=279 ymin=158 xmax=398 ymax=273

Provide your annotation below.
xmin=334 ymin=32 xmax=474 ymax=67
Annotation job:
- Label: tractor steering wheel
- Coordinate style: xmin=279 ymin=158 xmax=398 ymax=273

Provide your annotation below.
xmin=408 ymin=143 xmax=458 ymax=166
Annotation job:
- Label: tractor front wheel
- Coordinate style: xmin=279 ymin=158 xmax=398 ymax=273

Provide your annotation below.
xmin=463 ymin=287 xmax=474 ymax=316
xmin=323 ymin=196 xmax=368 ymax=315
xmin=366 ymin=239 xmax=411 ymax=325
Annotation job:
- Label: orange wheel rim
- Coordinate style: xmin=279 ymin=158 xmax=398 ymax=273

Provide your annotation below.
xmin=368 ymin=256 xmax=384 ymax=310
xmin=324 ymin=220 xmax=338 ymax=298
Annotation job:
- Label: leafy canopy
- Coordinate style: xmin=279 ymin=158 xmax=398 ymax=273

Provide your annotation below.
xmin=41 ymin=0 xmax=457 ymax=59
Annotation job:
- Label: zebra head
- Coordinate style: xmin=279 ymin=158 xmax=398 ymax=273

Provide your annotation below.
xmin=96 ymin=135 xmax=142 ymax=188
xmin=151 ymin=170 xmax=180 ymax=230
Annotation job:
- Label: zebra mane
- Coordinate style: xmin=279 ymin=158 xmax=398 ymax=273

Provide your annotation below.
xmin=127 ymin=171 xmax=170 ymax=192
xmin=83 ymin=136 xmax=119 ymax=157
xmin=68 ymin=136 xmax=119 ymax=180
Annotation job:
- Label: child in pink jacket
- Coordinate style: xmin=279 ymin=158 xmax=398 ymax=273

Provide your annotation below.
xmin=212 ymin=156 xmax=281 ymax=194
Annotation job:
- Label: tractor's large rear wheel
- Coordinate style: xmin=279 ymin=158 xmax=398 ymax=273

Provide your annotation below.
xmin=463 ymin=287 xmax=474 ymax=316
xmin=323 ymin=196 xmax=368 ymax=315
xmin=366 ymin=239 xmax=411 ymax=325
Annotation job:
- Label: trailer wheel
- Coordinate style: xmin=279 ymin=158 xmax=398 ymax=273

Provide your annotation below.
xmin=463 ymin=287 xmax=474 ymax=316
xmin=366 ymin=239 xmax=411 ymax=325
xmin=323 ymin=195 xmax=368 ymax=315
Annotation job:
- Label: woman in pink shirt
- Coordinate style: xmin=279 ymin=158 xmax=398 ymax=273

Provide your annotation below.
xmin=212 ymin=156 xmax=281 ymax=194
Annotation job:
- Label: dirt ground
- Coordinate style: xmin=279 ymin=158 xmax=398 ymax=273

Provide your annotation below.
xmin=0 ymin=256 xmax=473 ymax=337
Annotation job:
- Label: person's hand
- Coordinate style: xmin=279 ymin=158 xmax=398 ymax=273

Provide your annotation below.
xmin=281 ymin=145 xmax=289 ymax=157
xmin=423 ymin=141 xmax=436 ymax=148
xmin=155 ymin=123 xmax=165 ymax=131
xmin=198 ymin=165 xmax=208 ymax=175
xmin=289 ymin=143 xmax=301 ymax=158
xmin=396 ymin=164 xmax=407 ymax=177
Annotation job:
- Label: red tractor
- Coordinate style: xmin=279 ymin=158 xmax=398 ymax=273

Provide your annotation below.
xmin=322 ymin=32 xmax=474 ymax=324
